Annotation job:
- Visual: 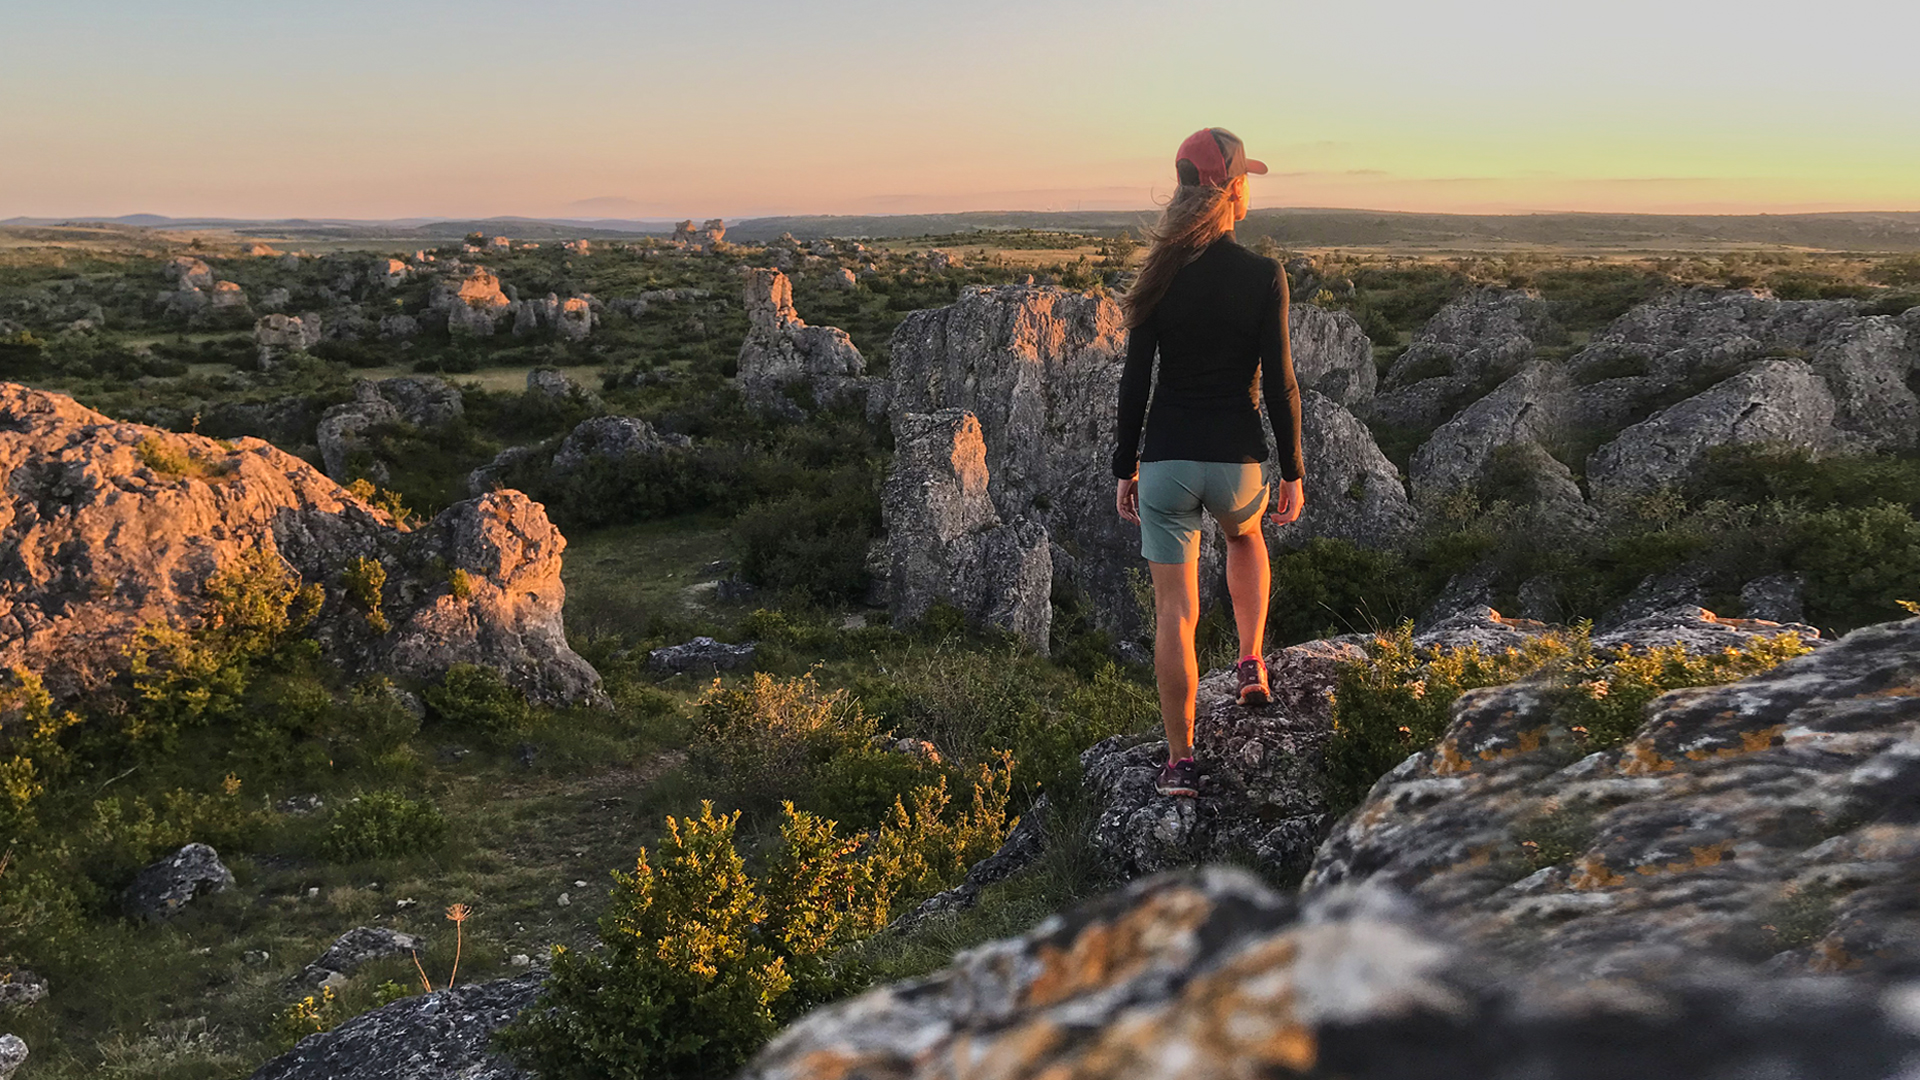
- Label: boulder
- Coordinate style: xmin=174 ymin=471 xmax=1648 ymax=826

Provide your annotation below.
xmin=0 ymin=1035 xmax=21 ymax=1080
xmin=302 ymin=927 xmax=424 ymax=986
xmin=1741 ymin=572 xmax=1806 ymax=623
xmin=824 ymin=267 xmax=857 ymax=290
xmin=524 ymin=368 xmax=577 ymax=400
xmin=1308 ymin=615 xmax=1913 ymax=977
xmin=258 ymin=288 xmax=292 ymax=312
xmin=0 ymin=384 xmax=603 ymax=705
xmin=1585 ymin=358 xmax=1839 ymax=502
xmin=549 ymin=415 xmax=689 ymax=474
xmin=1267 ymin=391 xmax=1413 ymax=549
xmin=647 ymin=636 xmax=756 ymax=675
xmin=889 ymin=285 xmax=1141 ymax=637
xmin=736 ymin=268 xmax=868 ymax=413
xmin=0 ymin=969 xmax=47 ymax=1010
xmin=1287 ymin=303 xmax=1376 ymax=408
xmin=1408 ymin=361 xmax=1570 ymax=499
xmin=1082 ymin=639 xmax=1363 ymax=879
xmin=1373 ymin=288 xmax=1563 ymax=429
xmin=466 ymin=445 xmax=539 ymax=498
xmin=209 ymin=281 xmax=248 ymax=309
xmin=377 ymin=314 xmax=419 ymax=340
xmin=123 ymin=843 xmax=233 ymax=921
xmin=255 ymin=313 xmax=323 ymax=353
xmin=247 ymin=973 xmax=541 ymax=1080
xmin=316 ymin=378 xmax=462 ymax=480
xmin=553 ymin=295 xmax=592 ymax=342
xmin=368 ymin=258 xmax=409 ymax=287
xmin=164 ymin=257 xmax=213 ymax=290
xmin=890 ymin=795 xmax=1049 ymax=934
xmin=882 ymin=409 xmax=1051 ymax=650
xmin=745 ymin=864 xmax=1920 ymax=1080
xmin=434 ymin=268 xmax=509 ymax=337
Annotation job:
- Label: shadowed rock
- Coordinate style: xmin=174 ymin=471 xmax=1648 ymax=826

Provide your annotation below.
xmin=248 ymin=974 xmax=541 ymax=1080
xmin=123 ymin=843 xmax=233 ymax=921
xmin=302 ymin=927 xmax=424 ymax=986
xmin=1287 ymin=303 xmax=1376 ymax=409
xmin=1268 ymin=390 xmax=1413 ymax=549
xmin=736 ymin=268 xmax=869 ymax=415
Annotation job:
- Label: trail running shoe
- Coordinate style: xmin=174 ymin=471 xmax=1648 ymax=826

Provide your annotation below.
xmin=1156 ymin=757 xmax=1200 ymax=798
xmin=1236 ymin=655 xmax=1272 ymax=708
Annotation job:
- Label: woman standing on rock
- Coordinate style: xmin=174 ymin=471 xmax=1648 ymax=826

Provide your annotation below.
xmin=1113 ymin=127 xmax=1305 ymax=798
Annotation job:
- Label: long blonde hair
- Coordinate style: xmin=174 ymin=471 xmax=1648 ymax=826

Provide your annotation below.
xmin=1120 ymin=182 xmax=1237 ymax=328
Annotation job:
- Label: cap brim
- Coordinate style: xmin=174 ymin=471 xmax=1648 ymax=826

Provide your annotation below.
xmin=1244 ymin=158 xmax=1268 ymax=176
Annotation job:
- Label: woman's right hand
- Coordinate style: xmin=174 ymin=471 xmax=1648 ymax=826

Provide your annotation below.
xmin=1267 ymin=477 xmax=1304 ymax=526
xmin=1116 ymin=476 xmax=1140 ymax=524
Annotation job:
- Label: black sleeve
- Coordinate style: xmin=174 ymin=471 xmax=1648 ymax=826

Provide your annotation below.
xmin=1260 ymin=266 xmax=1305 ymax=482
xmin=1111 ymin=320 xmax=1156 ymax=479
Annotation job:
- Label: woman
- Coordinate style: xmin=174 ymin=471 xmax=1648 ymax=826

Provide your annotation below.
xmin=1112 ymin=126 xmax=1305 ymax=799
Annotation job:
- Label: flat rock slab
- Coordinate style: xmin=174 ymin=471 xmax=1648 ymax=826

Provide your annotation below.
xmin=248 ymin=974 xmax=542 ymax=1080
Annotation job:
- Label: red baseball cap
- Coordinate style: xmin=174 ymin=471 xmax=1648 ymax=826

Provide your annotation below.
xmin=1175 ymin=127 xmax=1267 ymax=188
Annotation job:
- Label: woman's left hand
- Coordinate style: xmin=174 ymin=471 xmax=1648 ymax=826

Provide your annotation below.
xmin=1116 ymin=476 xmax=1140 ymax=524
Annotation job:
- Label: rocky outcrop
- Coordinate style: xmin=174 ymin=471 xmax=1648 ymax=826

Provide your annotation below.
xmin=1288 ymin=303 xmax=1376 ymax=409
xmin=549 ymin=415 xmax=689 ymax=474
xmin=672 ymin=219 xmax=726 ymax=250
xmin=605 ymin=287 xmax=707 ymax=320
xmin=882 ymin=409 xmax=1051 ymax=650
xmin=302 ymin=927 xmax=424 ymax=986
xmin=0 ymin=384 xmax=602 ymax=705
xmin=890 ymin=795 xmax=1050 ymax=934
xmin=1308 ymin=616 xmax=1917 ymax=972
xmin=647 ymin=636 xmax=756 ymax=674
xmin=433 ymin=267 xmax=510 ymax=337
xmin=889 ymin=285 xmax=1143 ymax=637
xmin=248 ymin=973 xmax=541 ymax=1080
xmin=0 ymin=1035 xmax=22 ymax=1080
xmin=736 ymin=269 xmax=868 ymax=413
xmin=510 ymin=294 xmax=593 ymax=342
xmin=123 ymin=843 xmax=233 ymax=921
xmin=316 ymin=378 xmax=463 ymax=480
xmin=1585 ymin=358 xmax=1839 ymax=501
xmin=254 ymin=313 xmax=323 ymax=358
xmin=209 ymin=281 xmax=248 ymax=310
xmin=1269 ymin=391 xmax=1413 ymax=548
xmin=377 ymin=314 xmax=418 ymax=339
xmin=368 ymin=258 xmax=409 ymax=287
xmin=1082 ymin=640 xmax=1361 ymax=880
xmin=1408 ymin=361 xmax=1569 ymax=498
xmin=747 ymin=865 xmax=1920 ymax=1080
xmin=1373 ymin=289 xmax=1563 ymax=429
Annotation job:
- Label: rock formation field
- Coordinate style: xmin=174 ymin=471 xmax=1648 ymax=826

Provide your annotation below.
xmin=0 ymin=224 xmax=1915 ymax=1078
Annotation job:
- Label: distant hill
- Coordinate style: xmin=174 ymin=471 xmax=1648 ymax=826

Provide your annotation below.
xmin=6 ymin=209 xmax=1920 ymax=251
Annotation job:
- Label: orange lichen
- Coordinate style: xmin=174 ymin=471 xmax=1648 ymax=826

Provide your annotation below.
xmin=1683 ymin=725 xmax=1786 ymax=761
xmin=1811 ymin=939 xmax=1862 ymax=973
xmin=1618 ymin=739 xmax=1676 ymax=775
xmin=1434 ymin=739 xmax=1474 ymax=776
xmin=1570 ymin=855 xmax=1627 ymax=890
xmin=1023 ymin=890 xmax=1211 ymax=1008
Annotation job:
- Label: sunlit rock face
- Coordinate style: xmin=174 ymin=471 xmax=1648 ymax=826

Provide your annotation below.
xmin=0 ymin=383 xmax=602 ymax=705
xmin=735 ymin=268 xmax=869 ymax=415
xmin=1288 ymin=302 xmax=1377 ymax=409
xmin=883 ymin=408 xmax=1050 ymax=650
xmin=888 ymin=284 xmax=1142 ymax=638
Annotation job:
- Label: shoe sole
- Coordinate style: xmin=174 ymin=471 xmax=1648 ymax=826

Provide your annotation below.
xmin=1238 ymin=687 xmax=1271 ymax=708
xmin=1155 ymin=783 xmax=1198 ymax=797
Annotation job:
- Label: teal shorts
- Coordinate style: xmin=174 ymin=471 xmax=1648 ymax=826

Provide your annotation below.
xmin=1137 ymin=460 xmax=1268 ymax=564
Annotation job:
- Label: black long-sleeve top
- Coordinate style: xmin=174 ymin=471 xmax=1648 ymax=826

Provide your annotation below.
xmin=1110 ymin=236 xmax=1305 ymax=482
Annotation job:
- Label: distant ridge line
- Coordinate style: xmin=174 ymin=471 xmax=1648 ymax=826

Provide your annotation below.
xmin=5 ymin=209 xmax=1920 ymax=251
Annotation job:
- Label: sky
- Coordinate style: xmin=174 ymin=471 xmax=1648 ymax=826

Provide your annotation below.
xmin=2 ymin=0 xmax=1917 ymax=220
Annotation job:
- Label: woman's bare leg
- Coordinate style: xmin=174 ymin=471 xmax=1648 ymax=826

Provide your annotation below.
xmin=1224 ymin=528 xmax=1270 ymax=660
xmin=1150 ymin=559 xmax=1201 ymax=761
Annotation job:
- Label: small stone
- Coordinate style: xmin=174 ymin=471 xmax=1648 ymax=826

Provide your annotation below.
xmin=395 ymin=898 xmax=416 ymax=909
xmin=318 ymin=971 xmax=348 ymax=992
xmin=510 ymin=954 xmax=532 ymax=968
xmin=573 ymin=880 xmax=589 ymax=888
xmin=243 ymin=950 xmax=270 ymax=966
xmin=556 ymin=893 xmax=571 ymax=907
xmin=0 ymin=1034 xmax=25 ymax=1079
xmin=307 ymin=887 xmax=321 ymax=900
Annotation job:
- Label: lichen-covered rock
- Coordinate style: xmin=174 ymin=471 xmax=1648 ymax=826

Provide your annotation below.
xmin=883 ymin=409 xmax=1051 ymax=650
xmin=165 ymin=257 xmax=213 ymax=290
xmin=1373 ymin=289 xmax=1562 ymax=429
xmin=889 ymin=285 xmax=1143 ymax=637
xmin=1741 ymin=572 xmax=1806 ymax=623
xmin=434 ymin=267 xmax=510 ymax=337
xmin=248 ymin=973 xmax=541 ymax=1080
xmin=1308 ymin=617 xmax=1918 ymax=983
xmin=1287 ymin=303 xmax=1376 ymax=408
xmin=0 ymin=968 xmax=47 ymax=1010
xmin=1268 ymin=391 xmax=1413 ymax=549
xmin=0 ymin=384 xmax=602 ymax=705
xmin=549 ymin=415 xmax=689 ymax=474
xmin=1585 ymin=358 xmax=1839 ymax=501
xmin=124 ymin=843 xmax=233 ymax=921
xmin=302 ymin=927 xmax=425 ymax=986
xmin=647 ymin=636 xmax=756 ymax=674
xmin=1082 ymin=639 xmax=1363 ymax=879
xmin=736 ymin=268 xmax=868 ymax=413
xmin=255 ymin=313 xmax=323 ymax=352
xmin=0 ymin=1035 xmax=23 ymax=1080
xmin=1408 ymin=361 xmax=1573 ymax=500
xmin=377 ymin=314 xmax=418 ymax=340
xmin=745 ymin=867 xmax=1920 ymax=1080
xmin=890 ymin=795 xmax=1049 ymax=934
xmin=316 ymin=377 xmax=462 ymax=480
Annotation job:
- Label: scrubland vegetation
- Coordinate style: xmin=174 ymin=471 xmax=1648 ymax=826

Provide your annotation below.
xmin=0 ymin=227 xmax=1916 ymax=1077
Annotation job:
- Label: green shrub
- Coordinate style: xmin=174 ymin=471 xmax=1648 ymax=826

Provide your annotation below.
xmin=1554 ymin=634 xmax=1813 ymax=750
xmin=423 ymin=664 xmax=534 ymax=739
xmin=319 ymin=790 xmax=449 ymax=862
xmin=1269 ymin=538 xmax=1419 ymax=645
xmin=731 ymin=466 xmax=880 ymax=603
xmin=341 ymin=557 xmax=390 ymax=635
xmin=692 ymin=672 xmax=878 ymax=810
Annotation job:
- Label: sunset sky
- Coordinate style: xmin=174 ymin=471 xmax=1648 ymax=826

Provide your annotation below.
xmin=4 ymin=0 xmax=1916 ymax=220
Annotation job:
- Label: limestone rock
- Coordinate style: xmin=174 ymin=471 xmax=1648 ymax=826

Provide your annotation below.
xmin=736 ymin=268 xmax=868 ymax=413
xmin=0 ymin=1035 xmax=22 ymax=1080
xmin=247 ymin=973 xmax=541 ymax=1080
xmin=1082 ymin=639 xmax=1363 ymax=879
xmin=549 ymin=415 xmax=689 ymax=474
xmin=889 ymin=285 xmax=1140 ymax=637
xmin=1741 ymin=572 xmax=1806 ymax=623
xmin=525 ymin=368 xmax=577 ymax=400
xmin=883 ymin=409 xmax=1051 ymax=650
xmin=824 ymin=267 xmax=857 ymax=290
xmin=377 ymin=314 xmax=418 ymax=339
xmin=0 ymin=384 xmax=602 ymax=705
xmin=749 ymin=862 xmax=1920 ymax=1080
xmin=1586 ymin=358 xmax=1839 ymax=501
xmin=890 ymin=795 xmax=1049 ymax=933
xmin=1268 ymin=391 xmax=1413 ymax=548
xmin=647 ymin=636 xmax=756 ymax=675
xmin=1408 ymin=361 xmax=1569 ymax=498
xmin=1373 ymin=288 xmax=1563 ymax=429
xmin=124 ymin=843 xmax=233 ymax=921
xmin=466 ymin=445 xmax=538 ymax=498
xmin=1288 ymin=303 xmax=1376 ymax=408
xmin=209 ymin=281 xmax=248 ymax=309
xmin=316 ymin=378 xmax=462 ymax=480
xmin=259 ymin=288 xmax=292 ymax=312
xmin=1308 ymin=616 xmax=1914 ymax=979
xmin=0 ymin=969 xmax=47 ymax=1010
xmin=302 ymin=927 xmax=424 ymax=985
xmin=255 ymin=313 xmax=323 ymax=352
xmin=368 ymin=258 xmax=409 ymax=287
xmin=434 ymin=268 xmax=509 ymax=337
xmin=164 ymin=257 xmax=213 ymax=290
